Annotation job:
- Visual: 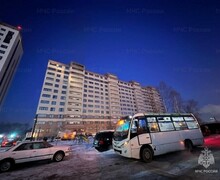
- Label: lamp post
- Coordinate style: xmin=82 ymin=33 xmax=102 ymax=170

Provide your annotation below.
xmin=31 ymin=114 xmax=38 ymax=141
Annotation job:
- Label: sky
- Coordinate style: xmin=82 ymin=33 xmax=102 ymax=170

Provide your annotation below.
xmin=0 ymin=0 xmax=220 ymax=125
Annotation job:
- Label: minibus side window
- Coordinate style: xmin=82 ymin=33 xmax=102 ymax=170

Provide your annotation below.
xmin=138 ymin=118 xmax=149 ymax=134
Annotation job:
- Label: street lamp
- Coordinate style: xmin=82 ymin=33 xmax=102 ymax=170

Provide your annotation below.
xmin=31 ymin=114 xmax=38 ymax=141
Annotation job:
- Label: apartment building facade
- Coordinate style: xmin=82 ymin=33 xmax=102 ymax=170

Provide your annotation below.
xmin=35 ymin=60 xmax=165 ymax=138
xmin=0 ymin=23 xmax=23 ymax=107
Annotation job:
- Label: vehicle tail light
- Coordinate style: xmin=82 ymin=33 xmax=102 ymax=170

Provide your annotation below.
xmin=2 ymin=141 xmax=8 ymax=146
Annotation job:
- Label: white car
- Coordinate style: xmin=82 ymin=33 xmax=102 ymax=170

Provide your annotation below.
xmin=0 ymin=141 xmax=72 ymax=172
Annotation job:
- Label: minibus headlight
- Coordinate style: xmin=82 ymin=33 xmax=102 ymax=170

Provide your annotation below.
xmin=122 ymin=141 xmax=129 ymax=147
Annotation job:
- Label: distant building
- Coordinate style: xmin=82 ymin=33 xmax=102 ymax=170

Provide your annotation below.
xmin=0 ymin=23 xmax=23 ymax=107
xmin=35 ymin=60 xmax=165 ymax=138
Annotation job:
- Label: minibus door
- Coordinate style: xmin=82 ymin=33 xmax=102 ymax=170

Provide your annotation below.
xmin=137 ymin=118 xmax=151 ymax=145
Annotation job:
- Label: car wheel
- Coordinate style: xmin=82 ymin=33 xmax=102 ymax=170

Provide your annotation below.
xmin=0 ymin=160 xmax=12 ymax=172
xmin=53 ymin=152 xmax=64 ymax=162
xmin=141 ymin=147 xmax=153 ymax=163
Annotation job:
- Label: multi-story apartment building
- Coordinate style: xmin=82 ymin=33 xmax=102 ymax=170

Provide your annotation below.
xmin=0 ymin=23 xmax=23 ymax=107
xmin=34 ymin=60 xmax=165 ymax=138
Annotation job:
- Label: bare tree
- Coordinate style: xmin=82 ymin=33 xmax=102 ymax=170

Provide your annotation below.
xmin=157 ymin=81 xmax=185 ymax=113
xmin=183 ymin=99 xmax=198 ymax=113
xmin=157 ymin=81 xmax=173 ymax=112
xmin=169 ymin=90 xmax=184 ymax=113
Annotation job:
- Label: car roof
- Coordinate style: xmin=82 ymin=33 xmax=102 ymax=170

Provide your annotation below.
xmin=98 ymin=130 xmax=114 ymax=133
xmin=19 ymin=140 xmax=46 ymax=144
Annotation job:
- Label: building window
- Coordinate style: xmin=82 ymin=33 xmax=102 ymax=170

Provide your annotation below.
xmin=50 ymin=108 xmax=56 ymax=111
xmin=40 ymin=100 xmax=49 ymax=104
xmin=59 ymin=108 xmax=64 ymax=112
xmin=52 ymin=95 xmax=57 ymax=99
xmin=60 ymin=102 xmax=65 ymax=106
xmin=45 ymin=82 xmax=53 ymax=86
xmin=47 ymin=72 xmax=55 ymax=76
xmin=62 ymin=85 xmax=67 ymax=89
xmin=43 ymin=88 xmax=52 ymax=92
xmin=0 ymin=50 xmax=5 ymax=54
xmin=42 ymin=94 xmax=51 ymax=98
xmin=46 ymin=77 xmax=54 ymax=81
xmin=39 ymin=107 xmax=48 ymax=111
xmin=51 ymin=101 xmax=56 ymax=105
xmin=0 ymin=44 xmax=8 ymax=49
xmin=48 ymin=67 xmax=56 ymax=71
xmin=61 ymin=96 xmax=66 ymax=100
xmin=54 ymin=89 xmax=58 ymax=93
xmin=62 ymin=91 xmax=66 ymax=94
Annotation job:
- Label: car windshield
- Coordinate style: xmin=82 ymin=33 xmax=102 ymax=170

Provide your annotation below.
xmin=4 ymin=145 xmax=15 ymax=151
xmin=114 ymin=117 xmax=131 ymax=141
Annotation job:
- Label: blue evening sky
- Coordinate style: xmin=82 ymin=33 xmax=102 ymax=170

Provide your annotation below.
xmin=0 ymin=0 xmax=220 ymax=124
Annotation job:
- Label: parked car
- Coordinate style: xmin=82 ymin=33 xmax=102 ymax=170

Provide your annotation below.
xmin=93 ymin=130 xmax=114 ymax=152
xmin=1 ymin=139 xmax=17 ymax=147
xmin=0 ymin=141 xmax=72 ymax=172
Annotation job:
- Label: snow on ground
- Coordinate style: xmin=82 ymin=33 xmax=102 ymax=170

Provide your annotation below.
xmin=0 ymin=139 xmax=115 ymax=180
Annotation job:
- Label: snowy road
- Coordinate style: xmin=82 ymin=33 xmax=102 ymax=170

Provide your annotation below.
xmin=0 ymin=138 xmax=220 ymax=180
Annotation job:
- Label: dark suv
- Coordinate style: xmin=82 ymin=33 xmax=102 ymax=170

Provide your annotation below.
xmin=93 ymin=130 xmax=114 ymax=152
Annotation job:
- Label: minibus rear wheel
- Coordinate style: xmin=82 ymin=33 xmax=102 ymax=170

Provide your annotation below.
xmin=185 ymin=139 xmax=193 ymax=152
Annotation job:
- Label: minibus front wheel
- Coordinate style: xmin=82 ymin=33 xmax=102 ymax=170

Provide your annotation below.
xmin=141 ymin=146 xmax=153 ymax=163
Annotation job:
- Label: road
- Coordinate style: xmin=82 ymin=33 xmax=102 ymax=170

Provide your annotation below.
xmin=0 ymin=136 xmax=220 ymax=180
